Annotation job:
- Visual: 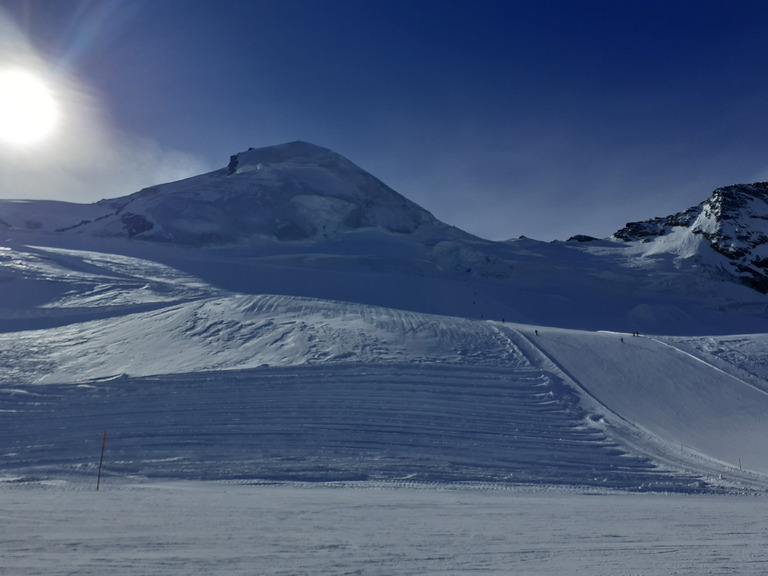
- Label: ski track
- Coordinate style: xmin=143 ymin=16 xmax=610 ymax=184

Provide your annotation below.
xmin=2 ymin=289 xmax=767 ymax=492
xmin=506 ymin=325 xmax=768 ymax=488
xmin=647 ymin=335 xmax=768 ymax=399
xmin=1 ymin=362 xmax=702 ymax=491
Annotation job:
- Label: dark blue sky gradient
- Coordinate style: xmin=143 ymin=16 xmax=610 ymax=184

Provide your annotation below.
xmin=4 ymin=0 xmax=768 ymax=240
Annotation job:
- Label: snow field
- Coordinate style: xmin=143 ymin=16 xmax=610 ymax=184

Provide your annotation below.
xmin=3 ymin=255 xmax=768 ymax=490
xmin=2 ymin=482 xmax=768 ymax=576
xmin=3 ymin=233 xmax=768 ymax=492
xmin=0 ymin=363 xmax=688 ymax=489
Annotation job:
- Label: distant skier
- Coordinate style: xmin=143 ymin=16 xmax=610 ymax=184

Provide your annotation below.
xmin=535 ymin=329 xmax=538 ymax=336
xmin=621 ymin=337 xmax=624 ymax=343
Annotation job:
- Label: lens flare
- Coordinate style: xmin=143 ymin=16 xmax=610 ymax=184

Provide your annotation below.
xmin=0 ymin=69 xmax=58 ymax=147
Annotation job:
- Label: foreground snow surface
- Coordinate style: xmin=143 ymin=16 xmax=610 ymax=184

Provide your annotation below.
xmin=2 ymin=481 xmax=767 ymax=575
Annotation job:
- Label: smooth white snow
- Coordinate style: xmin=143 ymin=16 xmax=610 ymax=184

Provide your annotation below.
xmin=2 ymin=482 xmax=767 ymax=576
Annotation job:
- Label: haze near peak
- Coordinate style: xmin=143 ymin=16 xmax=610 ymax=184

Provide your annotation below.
xmin=4 ymin=1 xmax=768 ymax=241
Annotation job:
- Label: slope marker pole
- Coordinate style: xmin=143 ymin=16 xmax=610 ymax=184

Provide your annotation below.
xmin=97 ymin=430 xmax=107 ymax=491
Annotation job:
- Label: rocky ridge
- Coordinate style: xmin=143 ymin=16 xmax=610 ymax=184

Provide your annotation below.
xmin=614 ymin=182 xmax=768 ymax=292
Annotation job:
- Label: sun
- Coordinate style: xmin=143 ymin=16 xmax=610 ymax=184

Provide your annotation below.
xmin=0 ymin=69 xmax=58 ymax=147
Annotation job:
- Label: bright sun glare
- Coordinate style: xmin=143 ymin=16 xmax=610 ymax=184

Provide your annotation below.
xmin=0 ymin=69 xmax=58 ymax=147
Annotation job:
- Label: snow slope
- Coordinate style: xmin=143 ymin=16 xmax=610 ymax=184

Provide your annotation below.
xmin=514 ymin=326 xmax=768 ymax=478
xmin=2 ymin=141 xmax=768 ymax=495
xmin=0 ymin=242 xmax=767 ymax=492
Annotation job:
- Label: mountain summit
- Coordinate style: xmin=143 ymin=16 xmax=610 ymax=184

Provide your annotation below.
xmin=614 ymin=182 xmax=768 ymax=292
xmin=64 ymin=141 xmax=448 ymax=245
xmin=2 ymin=142 xmax=768 ymax=333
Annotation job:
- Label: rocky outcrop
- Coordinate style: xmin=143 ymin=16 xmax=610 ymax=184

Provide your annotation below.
xmin=614 ymin=183 xmax=768 ymax=292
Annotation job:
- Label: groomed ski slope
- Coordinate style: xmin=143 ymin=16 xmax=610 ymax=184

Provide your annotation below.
xmin=2 ymin=240 xmax=768 ymax=491
xmin=2 ymin=287 xmax=768 ymax=491
xmin=1 ymin=362 xmax=696 ymax=489
xmin=506 ymin=326 xmax=768 ymax=483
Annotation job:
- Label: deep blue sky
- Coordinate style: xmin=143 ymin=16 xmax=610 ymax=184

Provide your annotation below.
xmin=3 ymin=0 xmax=768 ymax=240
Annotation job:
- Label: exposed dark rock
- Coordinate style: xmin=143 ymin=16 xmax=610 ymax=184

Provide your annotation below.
xmin=614 ymin=182 xmax=768 ymax=292
xmin=227 ymin=154 xmax=239 ymax=175
xmin=567 ymin=234 xmax=598 ymax=243
xmin=121 ymin=212 xmax=154 ymax=237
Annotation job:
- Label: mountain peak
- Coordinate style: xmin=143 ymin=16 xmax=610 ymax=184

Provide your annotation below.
xmin=226 ymin=141 xmax=337 ymax=175
xmin=53 ymin=141 xmax=447 ymax=245
xmin=702 ymin=182 xmax=768 ymax=224
xmin=614 ymin=182 xmax=768 ymax=292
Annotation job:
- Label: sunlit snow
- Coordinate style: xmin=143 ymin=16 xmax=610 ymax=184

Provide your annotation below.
xmin=3 ymin=142 xmax=768 ymax=574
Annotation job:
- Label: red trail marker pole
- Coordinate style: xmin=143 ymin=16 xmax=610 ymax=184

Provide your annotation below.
xmin=97 ymin=430 xmax=107 ymax=491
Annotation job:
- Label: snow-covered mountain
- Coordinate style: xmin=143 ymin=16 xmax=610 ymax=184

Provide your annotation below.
xmin=67 ymin=141 xmax=456 ymax=244
xmin=3 ymin=141 xmax=768 ymax=493
xmin=613 ymin=182 xmax=768 ymax=292
xmin=3 ymin=143 xmax=768 ymax=334
xmin=0 ymin=141 xmax=468 ymax=248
